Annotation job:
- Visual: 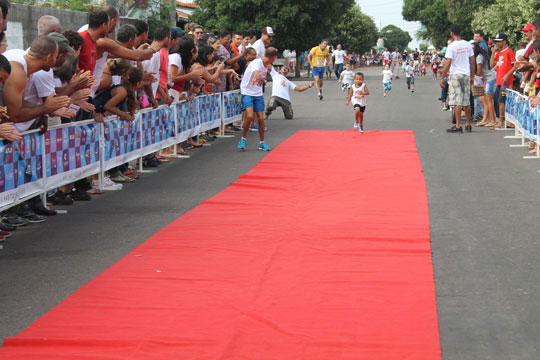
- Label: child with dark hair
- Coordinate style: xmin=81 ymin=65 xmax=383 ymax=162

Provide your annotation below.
xmin=93 ymin=67 xmax=143 ymax=121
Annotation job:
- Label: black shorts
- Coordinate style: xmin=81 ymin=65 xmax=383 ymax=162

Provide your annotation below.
xmin=353 ymin=104 xmax=366 ymax=112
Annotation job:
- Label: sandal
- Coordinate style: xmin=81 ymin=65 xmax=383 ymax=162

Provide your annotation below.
xmin=87 ymin=188 xmax=104 ymax=195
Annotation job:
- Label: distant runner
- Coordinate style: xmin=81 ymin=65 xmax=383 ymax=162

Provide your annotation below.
xmin=307 ymin=40 xmax=332 ymax=100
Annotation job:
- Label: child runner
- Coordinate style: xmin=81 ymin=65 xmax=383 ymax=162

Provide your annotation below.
xmin=338 ymin=63 xmax=355 ymax=98
xmin=346 ymin=72 xmax=370 ymax=133
xmin=381 ymin=64 xmax=393 ymax=97
xmin=431 ymin=56 xmax=439 ymax=79
xmin=421 ymin=61 xmax=428 ymax=77
xmin=405 ymin=60 xmax=415 ymax=93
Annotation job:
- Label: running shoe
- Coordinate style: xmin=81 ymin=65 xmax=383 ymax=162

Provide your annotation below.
xmin=446 ymin=125 xmax=463 ymax=133
xmin=359 ymin=126 xmax=364 ymax=134
xmin=249 ymin=125 xmax=259 ymax=132
xmin=465 ymin=125 xmax=472 ymax=133
xmin=353 ymin=122 xmax=359 ymax=129
xmin=238 ymin=138 xmax=246 ymax=151
xmin=258 ymin=142 xmax=271 ymax=151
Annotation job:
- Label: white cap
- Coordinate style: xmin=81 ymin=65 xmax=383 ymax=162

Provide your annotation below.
xmin=263 ymin=26 xmax=274 ymax=36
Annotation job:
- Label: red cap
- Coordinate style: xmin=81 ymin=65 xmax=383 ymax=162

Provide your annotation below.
xmin=521 ymin=24 xmax=533 ymax=31
xmin=488 ymin=40 xmax=493 ymax=45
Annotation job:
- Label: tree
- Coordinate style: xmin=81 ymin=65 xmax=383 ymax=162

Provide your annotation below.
xmin=403 ymin=0 xmax=452 ymax=47
xmin=191 ymin=0 xmax=354 ymax=54
xmin=471 ymin=0 xmax=540 ymax=46
xmin=419 ymin=42 xmax=428 ymax=52
xmin=380 ymin=24 xmax=412 ymax=50
xmin=445 ymin=0 xmax=495 ymax=40
xmin=329 ymin=5 xmax=378 ymax=55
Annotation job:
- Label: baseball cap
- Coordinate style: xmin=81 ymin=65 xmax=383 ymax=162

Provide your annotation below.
xmin=494 ymin=33 xmax=508 ymax=42
xmin=262 ymin=26 xmax=274 ymax=36
xmin=521 ymin=24 xmax=533 ymax=32
xmin=47 ymin=32 xmax=75 ymax=54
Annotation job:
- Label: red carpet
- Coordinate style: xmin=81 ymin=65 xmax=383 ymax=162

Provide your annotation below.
xmin=0 ymin=130 xmax=441 ymax=359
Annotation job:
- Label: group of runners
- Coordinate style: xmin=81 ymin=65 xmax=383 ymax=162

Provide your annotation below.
xmin=238 ymin=38 xmax=378 ymax=151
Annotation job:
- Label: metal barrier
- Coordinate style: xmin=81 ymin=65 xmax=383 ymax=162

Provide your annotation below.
xmin=0 ymin=90 xmax=242 ymax=212
xmin=505 ymin=89 xmax=540 ymax=160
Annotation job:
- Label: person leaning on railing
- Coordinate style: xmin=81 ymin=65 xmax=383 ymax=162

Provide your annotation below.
xmin=0 ymin=54 xmax=21 ymax=142
xmin=528 ymin=39 xmax=540 ymax=107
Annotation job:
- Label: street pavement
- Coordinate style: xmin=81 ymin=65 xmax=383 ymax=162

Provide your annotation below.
xmin=1 ymin=67 xmax=539 ymax=359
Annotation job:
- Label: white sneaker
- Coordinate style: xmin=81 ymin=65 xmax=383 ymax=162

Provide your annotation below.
xmin=353 ymin=122 xmax=359 ymax=129
xmin=93 ymin=177 xmax=123 ymax=191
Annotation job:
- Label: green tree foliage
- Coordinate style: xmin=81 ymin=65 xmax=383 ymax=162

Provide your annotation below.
xmin=419 ymin=42 xmax=428 ymax=52
xmin=471 ymin=0 xmax=540 ymax=46
xmin=11 ymin=0 xmax=95 ymax=11
xmin=329 ymin=5 xmax=378 ymax=54
xmin=403 ymin=0 xmax=452 ymax=47
xmin=191 ymin=0 xmax=354 ymax=53
xmin=147 ymin=0 xmax=176 ymax=40
xmin=380 ymin=24 xmax=412 ymax=50
xmin=445 ymin=0 xmax=495 ymax=39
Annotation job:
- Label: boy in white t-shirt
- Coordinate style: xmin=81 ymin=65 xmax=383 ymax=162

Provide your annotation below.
xmin=338 ymin=63 xmax=355 ymax=98
xmin=346 ymin=72 xmax=370 ymax=133
xmin=265 ymin=66 xmax=314 ymax=119
xmin=381 ymin=64 xmax=393 ymax=97
xmin=405 ymin=60 xmax=415 ymax=93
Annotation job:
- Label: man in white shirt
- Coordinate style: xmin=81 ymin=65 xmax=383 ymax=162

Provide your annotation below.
xmin=238 ymin=47 xmax=278 ymax=151
xmin=332 ymin=44 xmax=346 ymax=79
xmin=440 ymin=24 xmax=475 ymax=133
xmin=252 ymin=26 xmax=274 ymax=60
xmin=390 ymin=48 xmax=401 ymax=75
xmin=265 ymin=66 xmax=314 ymax=120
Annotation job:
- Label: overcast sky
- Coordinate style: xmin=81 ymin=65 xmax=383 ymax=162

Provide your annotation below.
xmin=356 ymin=0 xmax=421 ymax=49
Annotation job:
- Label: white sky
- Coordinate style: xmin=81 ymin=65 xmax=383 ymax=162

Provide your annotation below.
xmin=356 ymin=0 xmax=421 ymax=49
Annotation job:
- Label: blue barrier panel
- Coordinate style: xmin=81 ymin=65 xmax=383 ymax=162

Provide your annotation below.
xmin=176 ymin=98 xmax=200 ymax=142
xmin=222 ymin=90 xmax=242 ymax=125
xmin=199 ymin=94 xmax=222 ymax=132
xmin=141 ymin=106 xmax=176 ymax=155
xmin=44 ymin=123 xmax=100 ymax=189
xmin=0 ymin=132 xmax=43 ymax=208
xmin=102 ymin=116 xmax=142 ymax=171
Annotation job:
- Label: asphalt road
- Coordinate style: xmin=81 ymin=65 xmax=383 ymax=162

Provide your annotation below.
xmin=1 ymin=67 xmax=539 ymax=359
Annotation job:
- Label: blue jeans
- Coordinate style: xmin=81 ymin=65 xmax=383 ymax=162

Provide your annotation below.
xmin=474 ymin=96 xmax=484 ymax=116
xmin=334 ymin=63 xmax=344 ymax=79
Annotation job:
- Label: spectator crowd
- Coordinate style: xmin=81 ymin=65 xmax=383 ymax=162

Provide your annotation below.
xmin=0 ymin=1 xmax=283 ymax=242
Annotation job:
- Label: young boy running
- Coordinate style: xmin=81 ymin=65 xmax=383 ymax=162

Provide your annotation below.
xmin=346 ymin=72 xmax=370 ymax=133
xmin=405 ymin=60 xmax=415 ymax=93
xmin=381 ymin=64 xmax=393 ymax=97
xmin=338 ymin=63 xmax=355 ymax=98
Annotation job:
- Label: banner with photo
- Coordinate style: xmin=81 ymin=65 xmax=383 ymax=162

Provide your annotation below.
xmin=102 ymin=116 xmax=142 ymax=171
xmin=176 ymin=98 xmax=200 ymax=142
xmin=222 ymin=90 xmax=242 ymax=126
xmin=198 ymin=94 xmax=222 ymax=132
xmin=44 ymin=123 xmax=100 ymax=189
xmin=0 ymin=132 xmax=44 ymax=208
xmin=506 ymin=90 xmax=538 ymax=140
xmin=140 ymin=106 xmax=176 ymax=156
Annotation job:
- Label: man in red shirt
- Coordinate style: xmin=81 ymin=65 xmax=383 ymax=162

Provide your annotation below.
xmin=78 ymin=10 xmax=109 ymax=75
xmin=490 ymin=33 xmax=515 ymax=128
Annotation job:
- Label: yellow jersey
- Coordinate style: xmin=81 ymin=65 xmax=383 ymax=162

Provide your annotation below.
xmin=310 ymin=46 xmax=331 ymax=68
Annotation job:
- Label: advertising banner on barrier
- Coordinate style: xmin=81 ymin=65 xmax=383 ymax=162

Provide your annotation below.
xmin=141 ymin=106 xmax=176 ymax=156
xmin=199 ymin=94 xmax=222 ymax=132
xmin=506 ymin=90 xmax=538 ymax=140
xmin=222 ymin=90 xmax=242 ymax=126
xmin=44 ymin=123 xmax=100 ymax=189
xmin=0 ymin=132 xmax=43 ymax=208
xmin=102 ymin=116 xmax=142 ymax=171
xmin=176 ymin=98 xmax=200 ymax=142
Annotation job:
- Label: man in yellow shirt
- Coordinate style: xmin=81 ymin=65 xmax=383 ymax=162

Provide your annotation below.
xmin=307 ymin=40 xmax=332 ymax=100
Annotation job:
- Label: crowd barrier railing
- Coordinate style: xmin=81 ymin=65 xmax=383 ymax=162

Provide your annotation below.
xmin=0 ymin=90 xmax=243 ymax=212
xmin=505 ymin=89 xmax=540 ymax=160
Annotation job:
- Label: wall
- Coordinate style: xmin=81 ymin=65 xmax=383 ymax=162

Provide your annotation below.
xmin=5 ymin=4 xmax=88 ymax=50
